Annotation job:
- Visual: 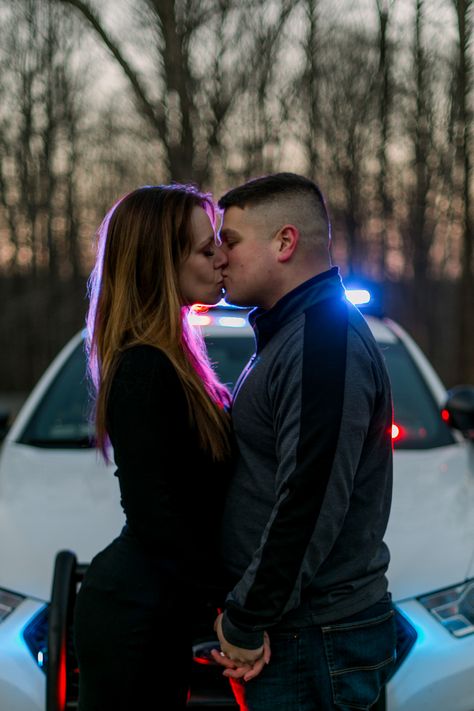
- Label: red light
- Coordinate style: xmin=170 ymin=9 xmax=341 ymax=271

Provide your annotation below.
xmin=391 ymin=423 xmax=404 ymax=441
xmin=441 ymin=409 xmax=450 ymax=423
xmin=191 ymin=303 xmax=210 ymax=313
xmin=193 ymin=655 xmax=215 ymax=666
xmin=58 ymin=645 xmax=67 ymax=709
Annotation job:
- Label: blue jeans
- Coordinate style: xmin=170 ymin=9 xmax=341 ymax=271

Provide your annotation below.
xmin=230 ymin=596 xmax=396 ymax=711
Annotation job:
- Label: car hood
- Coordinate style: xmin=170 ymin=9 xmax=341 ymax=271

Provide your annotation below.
xmin=0 ymin=443 xmax=123 ymax=600
xmin=386 ymin=441 xmax=474 ymax=601
xmin=0 ymin=440 xmax=473 ymax=603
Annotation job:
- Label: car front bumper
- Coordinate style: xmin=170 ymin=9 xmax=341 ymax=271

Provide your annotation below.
xmin=0 ymin=598 xmax=45 ymax=711
xmin=388 ymin=599 xmax=474 ymax=711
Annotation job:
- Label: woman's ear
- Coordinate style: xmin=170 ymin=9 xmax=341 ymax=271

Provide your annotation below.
xmin=275 ymin=225 xmax=299 ymax=263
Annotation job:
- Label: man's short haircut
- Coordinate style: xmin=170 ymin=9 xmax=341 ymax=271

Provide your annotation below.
xmin=218 ymin=172 xmax=331 ymax=248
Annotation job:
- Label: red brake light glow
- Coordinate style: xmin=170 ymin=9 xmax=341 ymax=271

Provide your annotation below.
xmin=391 ymin=423 xmax=403 ymax=441
xmin=191 ymin=303 xmax=210 ymax=313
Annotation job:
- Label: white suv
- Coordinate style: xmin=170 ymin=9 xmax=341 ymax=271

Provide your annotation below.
xmin=0 ymin=294 xmax=473 ymax=711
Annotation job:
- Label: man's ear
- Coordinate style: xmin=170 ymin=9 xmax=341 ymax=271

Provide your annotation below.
xmin=275 ymin=225 xmax=299 ymax=263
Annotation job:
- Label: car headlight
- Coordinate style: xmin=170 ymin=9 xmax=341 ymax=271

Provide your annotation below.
xmin=0 ymin=588 xmax=25 ymax=622
xmin=23 ymin=604 xmax=49 ymax=671
xmin=419 ymin=579 xmax=474 ymax=637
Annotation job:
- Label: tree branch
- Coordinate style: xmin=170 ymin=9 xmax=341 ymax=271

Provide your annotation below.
xmin=57 ymin=0 xmax=165 ymax=134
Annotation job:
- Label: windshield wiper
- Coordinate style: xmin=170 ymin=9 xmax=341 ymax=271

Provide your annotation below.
xmin=19 ymin=437 xmax=95 ymax=449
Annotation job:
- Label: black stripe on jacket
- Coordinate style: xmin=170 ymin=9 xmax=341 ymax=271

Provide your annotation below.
xmin=226 ymin=296 xmax=348 ymax=630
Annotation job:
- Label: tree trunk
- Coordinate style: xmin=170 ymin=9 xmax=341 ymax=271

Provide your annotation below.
xmin=376 ymin=0 xmax=393 ymax=277
xmin=453 ymin=0 xmax=474 ymax=382
xmin=304 ymin=0 xmax=320 ymax=179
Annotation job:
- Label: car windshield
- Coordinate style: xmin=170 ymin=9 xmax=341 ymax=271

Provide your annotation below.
xmin=18 ymin=327 xmax=453 ymax=451
xmin=18 ymin=336 xmax=256 ymax=450
xmin=379 ymin=341 xmax=454 ymax=449
xmin=19 ymin=343 xmax=94 ymax=448
xmin=205 ymin=336 xmax=255 ymax=388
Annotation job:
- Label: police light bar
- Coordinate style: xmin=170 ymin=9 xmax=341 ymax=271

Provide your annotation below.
xmin=188 ymin=305 xmax=249 ymax=329
xmin=199 ymin=292 xmax=373 ymax=309
xmin=345 ymin=289 xmax=371 ymax=306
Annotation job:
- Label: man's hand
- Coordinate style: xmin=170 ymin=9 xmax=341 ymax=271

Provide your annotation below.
xmin=211 ymin=613 xmax=271 ymax=682
xmin=215 ymin=613 xmax=264 ymax=663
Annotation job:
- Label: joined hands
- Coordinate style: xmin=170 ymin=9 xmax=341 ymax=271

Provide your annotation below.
xmin=210 ymin=613 xmax=271 ymax=682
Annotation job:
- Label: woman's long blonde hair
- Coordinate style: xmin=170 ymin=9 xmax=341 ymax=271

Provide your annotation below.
xmin=87 ymin=184 xmax=231 ymax=461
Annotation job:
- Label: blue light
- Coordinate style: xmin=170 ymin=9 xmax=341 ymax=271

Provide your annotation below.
xmin=22 ymin=604 xmax=49 ymax=672
xmin=214 ymin=298 xmax=248 ymax=310
xmin=345 ymin=289 xmax=371 ymax=306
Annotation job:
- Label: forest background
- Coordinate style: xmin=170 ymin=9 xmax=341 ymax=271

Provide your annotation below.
xmin=0 ymin=0 xmax=473 ymax=402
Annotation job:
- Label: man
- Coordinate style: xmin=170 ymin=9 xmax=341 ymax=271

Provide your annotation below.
xmin=211 ymin=173 xmax=396 ymax=711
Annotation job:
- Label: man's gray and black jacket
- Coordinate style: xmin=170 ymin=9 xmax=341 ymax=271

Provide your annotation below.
xmin=221 ymin=268 xmax=393 ymax=649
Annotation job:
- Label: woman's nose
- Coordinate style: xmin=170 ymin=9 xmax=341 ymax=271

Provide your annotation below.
xmin=214 ymin=244 xmax=228 ymax=269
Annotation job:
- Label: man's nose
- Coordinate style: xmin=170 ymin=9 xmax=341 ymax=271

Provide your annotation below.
xmin=214 ymin=244 xmax=228 ymax=269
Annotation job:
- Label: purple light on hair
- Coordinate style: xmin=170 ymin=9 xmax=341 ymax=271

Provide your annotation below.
xmin=86 ymin=193 xmax=126 ymax=391
xmin=86 ymin=184 xmax=229 ymax=415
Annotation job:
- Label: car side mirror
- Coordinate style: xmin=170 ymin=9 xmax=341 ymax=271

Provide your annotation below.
xmin=444 ymin=385 xmax=474 ymax=441
xmin=0 ymin=410 xmax=11 ymax=443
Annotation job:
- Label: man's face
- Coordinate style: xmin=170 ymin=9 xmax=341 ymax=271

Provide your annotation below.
xmin=219 ymin=206 xmax=279 ymax=308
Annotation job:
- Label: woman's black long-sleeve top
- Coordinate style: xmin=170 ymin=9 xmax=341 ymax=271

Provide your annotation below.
xmin=85 ymin=345 xmax=230 ymax=605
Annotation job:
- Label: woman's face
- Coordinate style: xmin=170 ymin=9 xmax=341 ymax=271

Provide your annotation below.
xmin=178 ymin=206 xmax=227 ymax=305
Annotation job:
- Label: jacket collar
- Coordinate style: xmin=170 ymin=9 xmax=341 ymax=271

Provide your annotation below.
xmin=249 ymin=267 xmax=345 ymax=351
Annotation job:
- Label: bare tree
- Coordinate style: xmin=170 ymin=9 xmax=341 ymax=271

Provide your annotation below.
xmin=375 ymin=0 xmax=395 ymax=275
xmin=399 ymin=0 xmax=438 ymax=351
xmin=57 ymin=0 xmax=277 ymax=184
xmin=412 ymin=1 xmax=433 ymax=284
xmin=317 ymin=28 xmax=379 ymax=275
xmin=0 ymin=0 xmax=473 ymax=390
xmin=225 ymin=0 xmax=298 ymax=180
xmin=0 ymin=0 xmax=92 ymax=387
xmin=451 ymin=0 xmax=474 ymax=381
xmin=0 ymin=1 xmax=86 ymax=279
xmin=300 ymin=0 xmax=322 ymax=179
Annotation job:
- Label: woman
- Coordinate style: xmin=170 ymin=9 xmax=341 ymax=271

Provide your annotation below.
xmin=74 ymin=184 xmax=232 ymax=710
